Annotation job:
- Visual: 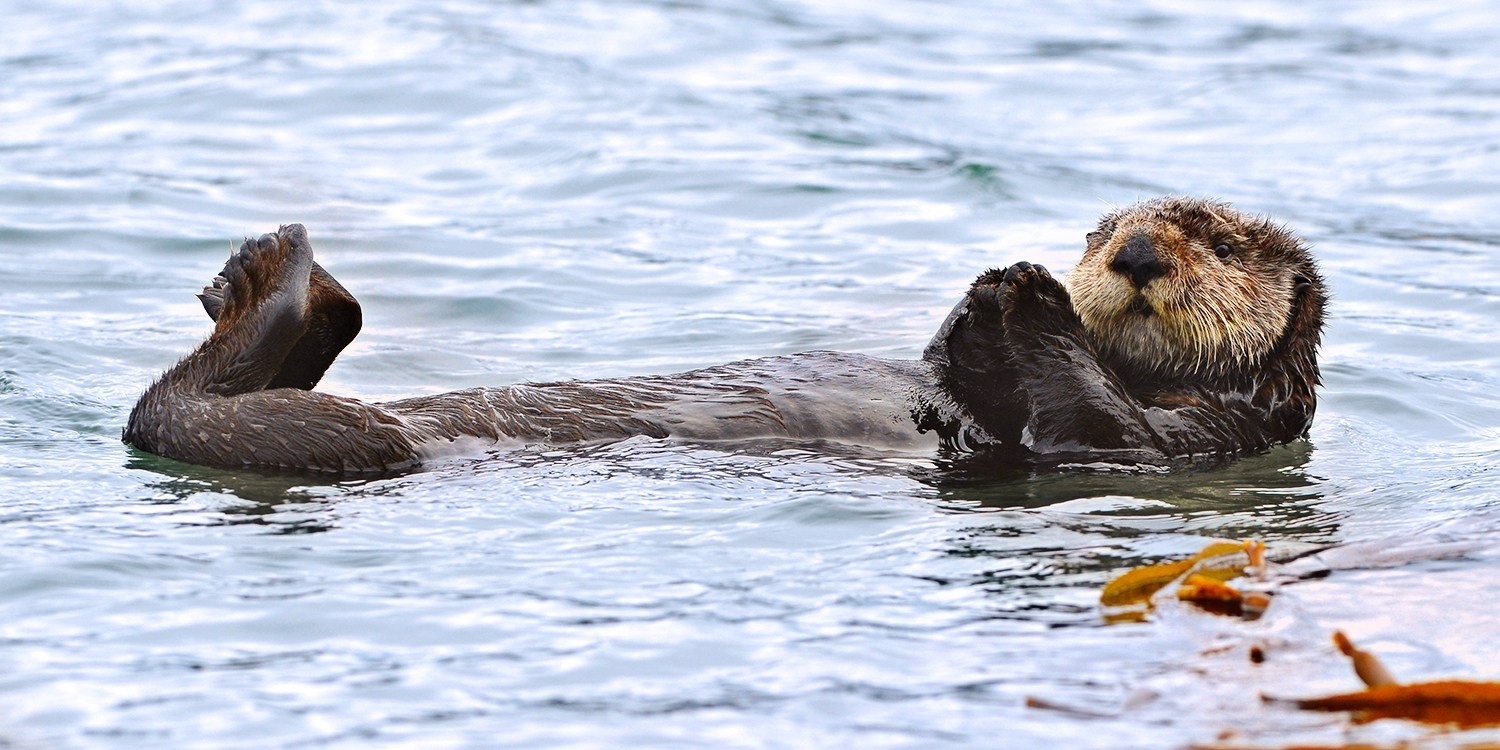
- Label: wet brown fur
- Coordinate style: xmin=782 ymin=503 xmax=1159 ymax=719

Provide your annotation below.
xmin=1066 ymin=197 xmax=1315 ymax=384
xmin=124 ymin=198 xmax=1326 ymax=473
xmin=927 ymin=196 xmax=1325 ymax=461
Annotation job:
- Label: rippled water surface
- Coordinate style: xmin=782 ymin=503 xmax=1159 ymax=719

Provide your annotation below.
xmin=6 ymin=1 xmax=1500 ymax=747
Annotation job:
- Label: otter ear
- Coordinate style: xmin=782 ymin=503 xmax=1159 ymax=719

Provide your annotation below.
xmin=1088 ymin=216 xmax=1119 ymax=243
xmin=1292 ymin=274 xmax=1311 ymax=292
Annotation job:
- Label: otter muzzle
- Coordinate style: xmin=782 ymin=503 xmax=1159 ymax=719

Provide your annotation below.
xmin=1111 ymin=233 xmax=1164 ymax=289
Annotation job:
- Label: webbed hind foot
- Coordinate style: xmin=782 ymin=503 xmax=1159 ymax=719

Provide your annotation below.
xmin=201 ymin=224 xmax=315 ymax=396
xmin=198 ymin=248 xmax=361 ymax=391
xmin=268 ymin=261 xmax=360 ymax=390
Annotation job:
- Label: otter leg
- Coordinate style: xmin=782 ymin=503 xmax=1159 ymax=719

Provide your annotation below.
xmin=125 ymin=224 xmax=432 ymax=472
xmin=200 ymin=225 xmax=315 ymax=396
xmin=199 ymin=259 xmax=361 ymax=391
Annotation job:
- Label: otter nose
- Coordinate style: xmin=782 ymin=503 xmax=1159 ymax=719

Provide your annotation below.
xmin=1110 ymin=233 xmax=1165 ymax=289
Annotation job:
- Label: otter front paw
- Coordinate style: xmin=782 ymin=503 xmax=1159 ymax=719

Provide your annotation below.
xmin=996 ymin=262 xmax=1087 ymax=354
xmin=997 ymin=262 xmax=1070 ymax=320
xmin=955 ymin=262 xmax=1047 ymax=321
xmin=999 ymin=261 xmax=1064 ymax=301
xmin=924 ymin=261 xmax=1058 ymax=369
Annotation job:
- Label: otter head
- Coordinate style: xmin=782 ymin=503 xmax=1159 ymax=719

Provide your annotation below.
xmin=1065 ymin=197 xmax=1316 ymax=381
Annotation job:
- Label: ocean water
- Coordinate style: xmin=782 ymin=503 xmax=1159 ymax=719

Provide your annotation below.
xmin=4 ymin=1 xmax=1500 ymax=747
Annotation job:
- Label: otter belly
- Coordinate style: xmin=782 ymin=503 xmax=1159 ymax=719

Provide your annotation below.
xmin=645 ymin=351 xmax=945 ymax=449
xmin=386 ymin=351 xmax=948 ymax=453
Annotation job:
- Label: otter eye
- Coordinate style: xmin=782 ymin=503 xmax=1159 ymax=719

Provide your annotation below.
xmin=1213 ymin=243 xmax=1233 ymax=259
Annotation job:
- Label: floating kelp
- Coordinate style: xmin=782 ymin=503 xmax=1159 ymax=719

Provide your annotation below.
xmin=1098 ymin=545 xmax=1500 ymax=746
xmin=1100 ymin=539 xmax=1268 ymax=621
xmin=1287 ymin=631 xmax=1500 ymax=728
xmin=1332 ymin=630 xmax=1396 ymax=689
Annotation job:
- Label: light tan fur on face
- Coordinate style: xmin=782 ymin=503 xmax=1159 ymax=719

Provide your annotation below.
xmin=1064 ymin=198 xmax=1298 ymax=379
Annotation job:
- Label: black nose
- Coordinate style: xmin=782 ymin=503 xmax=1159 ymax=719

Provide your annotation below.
xmin=1110 ymin=233 xmax=1165 ymax=289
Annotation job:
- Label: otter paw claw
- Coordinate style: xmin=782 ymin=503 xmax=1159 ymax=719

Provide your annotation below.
xmin=1001 ymin=262 xmax=1035 ymax=284
xmin=197 ymin=274 xmax=228 ymax=321
xmin=1003 ymin=263 xmax=1066 ymax=303
xmin=972 ymin=262 xmax=1053 ymax=290
xmin=214 ymin=236 xmax=271 ymax=321
xmin=999 ymin=261 xmax=1054 ymax=287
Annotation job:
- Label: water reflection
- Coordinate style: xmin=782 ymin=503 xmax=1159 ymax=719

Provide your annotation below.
xmin=913 ymin=443 xmax=1338 ymax=634
xmin=935 ymin=442 xmax=1322 ymax=503
xmin=124 ymin=450 xmax=350 ymax=534
xmin=126 ymin=433 xmax=1331 ymax=540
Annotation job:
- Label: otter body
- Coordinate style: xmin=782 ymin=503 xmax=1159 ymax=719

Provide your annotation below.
xmin=124 ymin=198 xmax=1325 ymax=474
xmin=128 ymin=347 xmax=950 ymax=473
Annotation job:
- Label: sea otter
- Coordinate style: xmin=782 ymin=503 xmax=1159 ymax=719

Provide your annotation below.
xmin=123 ymin=197 xmax=1325 ymax=474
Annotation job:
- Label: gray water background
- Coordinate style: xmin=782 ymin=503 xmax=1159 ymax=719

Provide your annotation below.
xmin=5 ymin=1 xmax=1500 ymax=747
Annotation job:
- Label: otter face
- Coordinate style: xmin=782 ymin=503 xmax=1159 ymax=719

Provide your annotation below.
xmin=1065 ymin=197 xmax=1309 ymax=379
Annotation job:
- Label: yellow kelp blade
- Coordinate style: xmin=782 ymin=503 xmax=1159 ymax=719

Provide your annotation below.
xmin=1100 ymin=540 xmax=1250 ymax=609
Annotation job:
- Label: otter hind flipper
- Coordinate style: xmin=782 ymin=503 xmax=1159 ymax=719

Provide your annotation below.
xmin=126 ymin=224 xmax=422 ymax=473
xmin=265 ymin=261 xmax=363 ymax=390
xmin=194 ymin=231 xmax=359 ymax=391
xmin=202 ymin=226 xmax=315 ymax=396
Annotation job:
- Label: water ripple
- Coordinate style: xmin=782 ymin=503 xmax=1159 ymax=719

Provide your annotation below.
xmin=4 ymin=0 xmax=1500 ymax=747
